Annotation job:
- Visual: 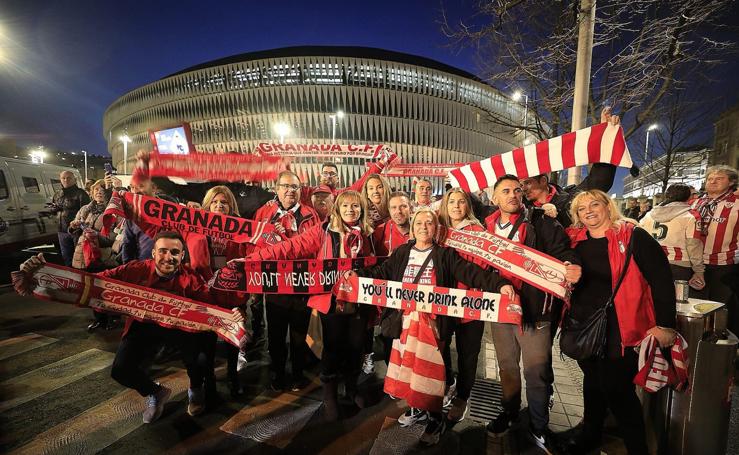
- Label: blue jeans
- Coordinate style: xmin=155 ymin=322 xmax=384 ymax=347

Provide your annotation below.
xmin=57 ymin=232 xmax=76 ymax=267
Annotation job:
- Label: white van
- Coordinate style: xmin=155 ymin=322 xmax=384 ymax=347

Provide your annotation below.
xmin=0 ymin=158 xmax=84 ymax=254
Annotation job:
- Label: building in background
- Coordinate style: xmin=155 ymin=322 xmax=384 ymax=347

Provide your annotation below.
xmin=103 ymin=46 xmax=534 ymax=191
xmin=713 ymin=102 xmax=739 ymax=169
xmin=622 ymin=147 xmax=710 ymax=198
xmin=0 ymin=138 xmax=109 ymax=181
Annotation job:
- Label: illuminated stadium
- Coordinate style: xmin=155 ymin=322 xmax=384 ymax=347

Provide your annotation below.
xmin=103 ymin=46 xmax=530 ymax=190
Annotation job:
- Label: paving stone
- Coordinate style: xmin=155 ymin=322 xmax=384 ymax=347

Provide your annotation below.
xmin=557 ymin=392 xmax=583 ymax=406
xmin=548 ymin=412 xmax=572 ymax=428
xmin=562 ymin=403 xmax=584 ymax=418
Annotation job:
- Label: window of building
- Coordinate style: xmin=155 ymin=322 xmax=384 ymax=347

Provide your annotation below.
xmin=22 ymin=176 xmax=40 ymax=193
xmin=0 ymin=171 xmax=8 ymax=199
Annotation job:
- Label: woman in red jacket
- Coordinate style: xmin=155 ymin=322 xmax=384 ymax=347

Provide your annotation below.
xmin=563 ymin=190 xmax=676 ymax=455
xmin=437 ymin=188 xmax=488 ymax=423
xmin=186 ymin=186 xmax=249 ymax=401
xmin=246 ymin=190 xmax=376 ymax=421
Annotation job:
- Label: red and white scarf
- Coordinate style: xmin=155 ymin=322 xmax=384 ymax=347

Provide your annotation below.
xmin=448 ymin=122 xmax=633 ymax=192
xmin=634 ymin=333 xmax=690 ymax=393
xmin=11 ymin=264 xmax=246 ymax=347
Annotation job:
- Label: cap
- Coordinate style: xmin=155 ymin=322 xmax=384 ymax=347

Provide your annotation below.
xmin=313 ymin=184 xmax=333 ymax=195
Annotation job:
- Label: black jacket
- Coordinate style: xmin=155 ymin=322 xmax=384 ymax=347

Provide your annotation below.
xmin=51 ymin=186 xmax=90 ymax=232
xmin=488 ymin=207 xmax=580 ymax=325
xmin=529 ymin=163 xmax=617 ymax=227
xmin=358 ymin=242 xmax=510 ymax=293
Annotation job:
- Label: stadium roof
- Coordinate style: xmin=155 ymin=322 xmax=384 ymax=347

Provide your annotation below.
xmin=165 ymin=45 xmax=486 ymax=84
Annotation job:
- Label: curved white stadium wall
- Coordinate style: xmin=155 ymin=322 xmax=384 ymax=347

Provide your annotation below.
xmin=103 ymin=53 xmax=527 ymax=191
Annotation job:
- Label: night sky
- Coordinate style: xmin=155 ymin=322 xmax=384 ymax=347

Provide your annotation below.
xmin=1 ymin=0 xmax=737 ymax=194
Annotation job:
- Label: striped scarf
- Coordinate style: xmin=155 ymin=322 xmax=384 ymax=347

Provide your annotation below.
xmin=694 ymin=190 xmax=733 ymax=235
xmin=634 ymin=333 xmax=690 ymax=393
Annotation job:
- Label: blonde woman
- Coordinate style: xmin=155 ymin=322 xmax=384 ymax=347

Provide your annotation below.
xmin=349 ymin=208 xmax=514 ymax=445
xmin=563 ymin=190 xmax=676 ymax=454
xmin=186 ymin=185 xmax=249 ymax=403
xmin=246 ymin=191 xmax=376 ymax=421
xmin=361 ymin=173 xmax=391 ymax=227
xmin=437 ymin=188 xmax=488 ymax=422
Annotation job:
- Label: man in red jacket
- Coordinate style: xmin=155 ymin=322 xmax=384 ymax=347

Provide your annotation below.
xmin=372 ymin=191 xmax=412 ymax=256
xmin=17 ymin=230 xmax=243 ymax=423
xmin=253 ymin=170 xmax=320 ymax=391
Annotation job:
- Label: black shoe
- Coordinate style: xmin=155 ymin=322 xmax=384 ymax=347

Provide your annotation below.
xmin=229 ymin=381 xmax=244 ymax=398
xmin=290 ymin=375 xmax=311 ymax=392
xmin=419 ymin=415 xmax=447 ymax=446
xmin=529 ymin=426 xmax=557 ymax=455
xmin=486 ymin=411 xmax=520 ymax=437
xmin=270 ymin=376 xmax=286 ymax=392
xmin=563 ymin=427 xmax=602 ymax=455
xmin=87 ymin=321 xmax=102 ymax=332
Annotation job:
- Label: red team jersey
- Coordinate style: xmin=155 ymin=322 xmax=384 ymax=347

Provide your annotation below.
xmin=694 ymin=193 xmax=739 ymax=265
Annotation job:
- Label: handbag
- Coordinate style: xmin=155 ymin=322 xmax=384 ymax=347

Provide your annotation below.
xmin=380 ymin=250 xmax=434 ymax=339
xmin=560 ymin=232 xmax=634 ymax=360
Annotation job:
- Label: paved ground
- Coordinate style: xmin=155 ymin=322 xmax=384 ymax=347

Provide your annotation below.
xmin=0 ymin=290 xmax=736 ymax=454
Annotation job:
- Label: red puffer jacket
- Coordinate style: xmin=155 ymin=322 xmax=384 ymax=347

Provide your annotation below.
xmin=246 ymin=221 xmax=376 ymax=313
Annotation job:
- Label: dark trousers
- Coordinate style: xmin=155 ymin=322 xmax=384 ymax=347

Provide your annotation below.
xmin=696 ymin=264 xmax=739 ymax=334
xmin=441 ymin=320 xmax=484 ymax=400
xmin=578 ymin=350 xmax=649 ymax=455
xmin=319 ymin=309 xmax=367 ymax=384
xmin=110 ymin=321 xmax=208 ymax=396
xmin=266 ymin=302 xmax=311 ymax=379
xmin=57 ymin=232 xmax=76 ymax=267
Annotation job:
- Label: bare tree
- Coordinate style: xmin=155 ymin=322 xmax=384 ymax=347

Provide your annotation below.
xmin=634 ymin=88 xmax=714 ymax=193
xmin=442 ymin=0 xmax=735 ymax=141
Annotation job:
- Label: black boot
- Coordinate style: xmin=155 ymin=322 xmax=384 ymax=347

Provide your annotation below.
xmin=344 ymin=376 xmax=366 ymax=409
xmin=322 ymin=380 xmax=340 ymax=422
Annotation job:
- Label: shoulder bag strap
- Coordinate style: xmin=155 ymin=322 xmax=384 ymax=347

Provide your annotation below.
xmin=412 ymin=249 xmax=435 ymax=284
xmin=605 ymin=229 xmax=636 ymax=309
xmin=507 ymin=212 xmax=527 ymax=240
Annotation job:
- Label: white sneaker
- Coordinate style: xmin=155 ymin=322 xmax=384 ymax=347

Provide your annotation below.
xmin=398 ymin=407 xmax=428 ymax=427
xmin=362 ymin=353 xmax=375 ymax=374
xmin=443 ymin=377 xmax=457 ymax=409
xmin=236 ymin=351 xmax=248 ymax=372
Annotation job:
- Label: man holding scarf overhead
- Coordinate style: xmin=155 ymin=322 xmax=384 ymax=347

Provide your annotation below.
xmin=520 ymin=108 xmax=623 ymax=227
xmin=253 ymin=170 xmax=320 ymax=392
xmin=484 ymin=175 xmax=582 ymax=452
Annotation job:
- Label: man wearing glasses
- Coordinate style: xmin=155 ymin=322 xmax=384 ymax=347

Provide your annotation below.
xmin=252 ymin=170 xmax=320 ymax=391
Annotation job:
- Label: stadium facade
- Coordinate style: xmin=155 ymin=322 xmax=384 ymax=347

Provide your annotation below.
xmin=103 ymin=46 xmax=530 ymax=190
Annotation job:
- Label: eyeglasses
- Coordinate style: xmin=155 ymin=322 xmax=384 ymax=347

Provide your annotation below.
xmin=321 ymin=171 xmax=338 ymax=177
xmin=277 ymin=183 xmax=300 ymax=191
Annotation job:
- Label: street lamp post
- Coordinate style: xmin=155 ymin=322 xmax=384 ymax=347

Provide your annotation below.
xmin=512 ymin=91 xmax=529 ymax=146
xmin=329 ymin=110 xmax=345 ymax=143
xmin=641 ymin=124 xmax=658 ymax=196
xmin=119 ymin=134 xmax=131 ymax=174
xmin=273 ymin=122 xmax=290 ymax=144
xmin=81 ymin=150 xmax=88 ymax=182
